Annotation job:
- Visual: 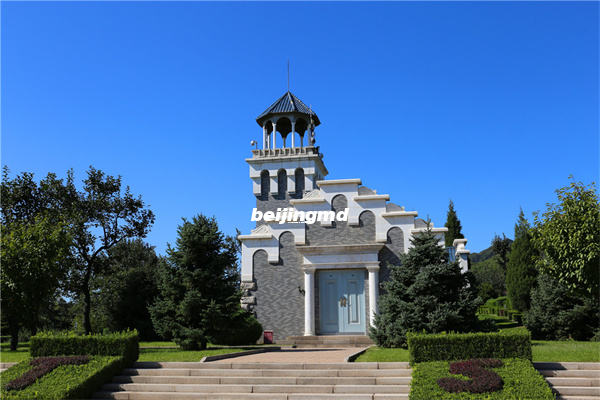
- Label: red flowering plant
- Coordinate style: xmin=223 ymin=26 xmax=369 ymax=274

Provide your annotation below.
xmin=437 ymin=358 xmax=504 ymax=394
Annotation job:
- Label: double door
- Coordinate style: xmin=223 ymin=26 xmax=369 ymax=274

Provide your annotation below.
xmin=319 ymin=270 xmax=365 ymax=334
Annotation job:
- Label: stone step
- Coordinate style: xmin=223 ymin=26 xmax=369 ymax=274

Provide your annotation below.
xmin=112 ymin=375 xmax=411 ymax=386
xmin=534 ymin=362 xmax=600 ymax=371
xmin=101 ymin=382 xmax=410 ymax=394
xmin=92 ymin=392 xmax=409 ymax=400
xmin=122 ymin=367 xmax=412 ymax=378
xmin=539 ymin=369 xmax=600 ymax=378
xmin=546 ymin=377 xmax=600 ymax=387
xmin=551 ymin=386 xmax=600 ymax=396
xmin=130 ymin=361 xmax=406 ymax=370
xmin=283 ymin=335 xmax=375 ymax=348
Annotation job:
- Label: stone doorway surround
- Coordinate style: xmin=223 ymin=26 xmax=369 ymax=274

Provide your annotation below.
xmin=297 ymin=244 xmax=384 ymax=336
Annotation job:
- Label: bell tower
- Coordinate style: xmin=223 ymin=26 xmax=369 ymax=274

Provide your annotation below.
xmin=247 ymin=91 xmax=328 ymax=202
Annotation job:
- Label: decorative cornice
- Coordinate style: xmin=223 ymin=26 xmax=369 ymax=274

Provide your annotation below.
xmin=316 ymin=178 xmax=362 ymax=186
xmin=381 ymin=211 xmax=418 ymax=218
xmin=354 ymin=195 xmax=390 ymax=201
xmin=297 ymin=244 xmax=385 ymax=254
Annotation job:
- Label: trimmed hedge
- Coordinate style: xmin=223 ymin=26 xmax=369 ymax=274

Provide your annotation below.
xmin=30 ymin=330 xmax=139 ymax=367
xmin=410 ymin=358 xmax=554 ymax=400
xmin=407 ymin=330 xmax=532 ymax=364
xmin=0 ymin=356 xmax=122 ymax=399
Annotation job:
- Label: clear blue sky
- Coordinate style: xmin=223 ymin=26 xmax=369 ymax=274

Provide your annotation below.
xmin=3 ymin=1 xmax=598 ymax=255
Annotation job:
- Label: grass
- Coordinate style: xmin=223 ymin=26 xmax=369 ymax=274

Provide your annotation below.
xmin=354 ymin=347 xmax=410 ymax=362
xmin=137 ymin=347 xmax=248 ymax=362
xmin=1 ymin=341 xmax=262 ymax=364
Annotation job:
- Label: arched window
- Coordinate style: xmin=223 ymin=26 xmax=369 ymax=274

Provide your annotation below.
xmin=277 ymin=169 xmax=287 ymax=196
xmin=260 ymin=170 xmax=270 ymax=198
xmin=295 ymin=168 xmax=305 ymax=195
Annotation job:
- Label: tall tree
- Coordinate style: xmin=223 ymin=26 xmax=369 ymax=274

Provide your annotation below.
xmin=532 ymin=178 xmax=600 ymax=299
xmin=91 ymin=239 xmax=161 ymax=340
xmin=149 ymin=214 xmax=243 ymax=350
xmin=444 ymin=199 xmax=464 ymax=247
xmin=67 ymin=167 xmax=155 ymax=334
xmin=1 ymin=215 xmax=72 ymax=350
xmin=506 ymin=209 xmax=538 ymax=311
xmin=1 ymin=167 xmax=73 ymax=349
xmin=491 ymin=233 xmax=512 ymax=272
xmin=370 ymin=225 xmax=480 ymax=348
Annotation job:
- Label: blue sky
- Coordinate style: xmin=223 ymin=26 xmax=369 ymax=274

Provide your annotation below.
xmin=3 ymin=1 xmax=598 ymax=255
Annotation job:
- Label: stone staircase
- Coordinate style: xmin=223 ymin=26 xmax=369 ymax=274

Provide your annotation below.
xmin=534 ymin=362 xmax=600 ymax=400
xmin=91 ymin=361 xmax=411 ymax=400
xmin=0 ymin=362 xmax=16 ymax=372
xmin=278 ymin=335 xmax=375 ymax=348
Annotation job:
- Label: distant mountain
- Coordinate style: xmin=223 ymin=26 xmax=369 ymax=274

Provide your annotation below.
xmin=469 ymin=239 xmax=513 ymax=264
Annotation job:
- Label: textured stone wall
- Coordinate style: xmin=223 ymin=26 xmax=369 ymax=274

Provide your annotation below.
xmin=305 ymin=195 xmax=377 ymax=245
xmin=377 ymin=227 xmax=405 ymax=294
xmin=250 ymin=232 xmax=305 ymax=341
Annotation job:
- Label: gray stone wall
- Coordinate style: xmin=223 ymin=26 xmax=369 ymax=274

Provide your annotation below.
xmin=377 ymin=227 xmax=405 ymax=294
xmin=250 ymin=232 xmax=304 ymax=341
xmin=305 ymin=195 xmax=376 ymax=245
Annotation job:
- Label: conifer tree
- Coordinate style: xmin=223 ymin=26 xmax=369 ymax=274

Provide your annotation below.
xmin=506 ymin=209 xmax=538 ymax=311
xmin=370 ymin=226 xmax=480 ymax=348
xmin=149 ymin=214 xmax=242 ymax=350
xmin=444 ymin=199 xmax=464 ymax=247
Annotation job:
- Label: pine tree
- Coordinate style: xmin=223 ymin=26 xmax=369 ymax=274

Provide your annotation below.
xmin=444 ymin=199 xmax=464 ymax=247
xmin=370 ymin=226 xmax=480 ymax=348
xmin=149 ymin=214 xmax=243 ymax=350
xmin=506 ymin=209 xmax=538 ymax=311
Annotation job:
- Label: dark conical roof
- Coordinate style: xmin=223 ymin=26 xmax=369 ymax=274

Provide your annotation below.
xmin=256 ymin=92 xmax=320 ymax=127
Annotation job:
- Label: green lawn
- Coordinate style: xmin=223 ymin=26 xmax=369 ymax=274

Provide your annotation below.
xmin=0 ymin=341 xmax=261 ymax=364
xmin=354 ymin=347 xmax=410 ymax=362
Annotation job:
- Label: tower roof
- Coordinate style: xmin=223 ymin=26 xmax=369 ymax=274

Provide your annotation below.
xmin=256 ymin=91 xmax=321 ymax=127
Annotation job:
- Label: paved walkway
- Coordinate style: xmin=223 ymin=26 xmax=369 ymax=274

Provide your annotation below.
xmin=212 ymin=347 xmax=366 ymax=363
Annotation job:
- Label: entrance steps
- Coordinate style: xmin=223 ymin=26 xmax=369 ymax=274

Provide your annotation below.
xmin=534 ymin=362 xmax=600 ymax=400
xmin=278 ymin=335 xmax=374 ymax=348
xmin=92 ymin=361 xmax=411 ymax=400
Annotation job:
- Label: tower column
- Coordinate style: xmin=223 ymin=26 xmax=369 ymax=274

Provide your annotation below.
xmin=272 ymin=122 xmax=277 ymax=149
xmin=262 ymin=125 xmax=267 ymax=150
xmin=303 ymin=266 xmax=316 ymax=336
xmin=367 ymin=265 xmax=380 ymax=327
xmin=291 ymin=121 xmax=296 ymax=148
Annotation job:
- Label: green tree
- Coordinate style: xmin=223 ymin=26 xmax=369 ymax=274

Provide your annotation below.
xmin=506 ymin=209 xmax=538 ymax=311
xmin=1 ymin=167 xmax=74 ymax=349
xmin=444 ymin=199 xmax=464 ymax=247
xmin=525 ymin=274 xmax=599 ymax=341
xmin=471 ymin=259 xmax=506 ymax=299
xmin=66 ymin=167 xmax=155 ymax=334
xmin=1 ymin=214 xmax=71 ymax=350
xmin=370 ymin=226 xmax=480 ymax=348
xmin=1 ymin=166 xmax=155 ymax=335
xmin=491 ymin=234 xmax=512 ymax=271
xmin=91 ymin=239 xmax=161 ymax=339
xmin=532 ymin=179 xmax=600 ymax=299
xmin=149 ymin=214 xmax=243 ymax=350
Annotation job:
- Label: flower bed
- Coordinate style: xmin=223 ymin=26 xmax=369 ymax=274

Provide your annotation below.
xmin=5 ymin=356 xmax=89 ymax=391
xmin=410 ymin=358 xmax=555 ymax=400
xmin=437 ymin=358 xmax=503 ymax=394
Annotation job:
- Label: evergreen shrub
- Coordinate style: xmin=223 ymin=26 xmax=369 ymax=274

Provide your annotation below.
xmin=407 ymin=330 xmax=531 ymax=364
xmin=30 ymin=330 xmax=139 ymax=367
xmin=0 ymin=356 xmax=121 ymax=400
xmin=211 ymin=314 xmax=263 ymax=346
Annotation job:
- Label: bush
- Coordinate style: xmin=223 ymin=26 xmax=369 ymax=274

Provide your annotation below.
xmin=410 ymin=358 xmax=554 ymax=400
xmin=525 ymin=274 xmax=599 ymax=341
xmin=0 ymin=356 xmax=122 ymax=400
xmin=211 ymin=314 xmax=263 ymax=346
xmin=407 ymin=330 xmax=532 ymax=364
xmin=29 ymin=330 xmax=139 ymax=367
xmin=371 ymin=228 xmax=481 ymax=348
xmin=5 ymin=356 xmax=89 ymax=391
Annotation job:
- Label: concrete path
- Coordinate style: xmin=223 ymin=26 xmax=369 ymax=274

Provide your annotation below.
xmin=212 ymin=347 xmax=365 ymax=363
